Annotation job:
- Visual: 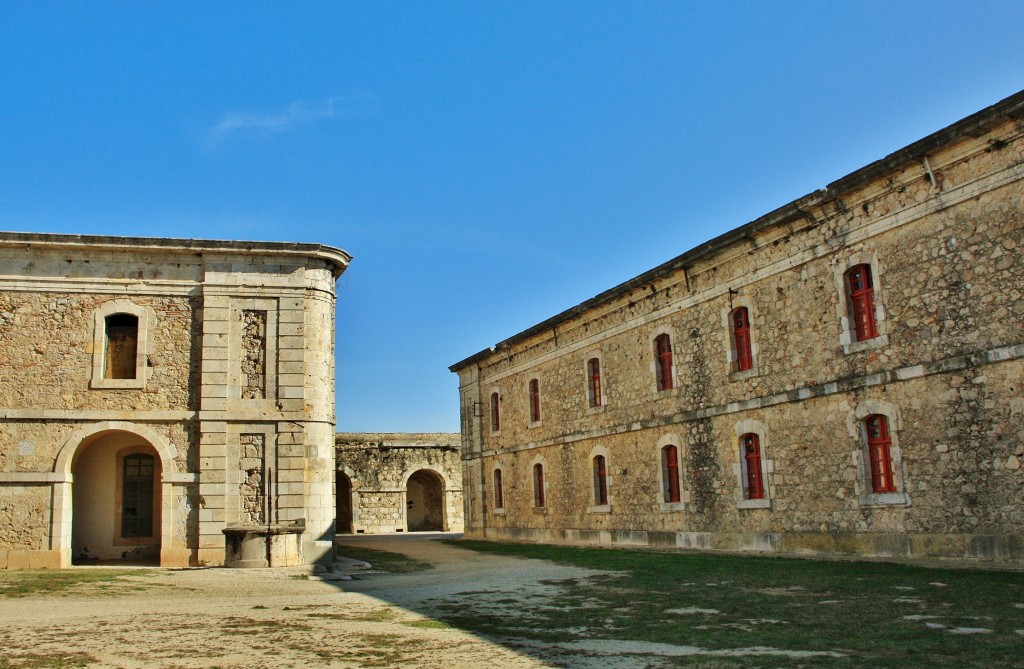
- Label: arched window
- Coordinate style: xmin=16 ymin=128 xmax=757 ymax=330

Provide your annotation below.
xmin=533 ymin=463 xmax=545 ymax=508
xmin=731 ymin=307 xmax=752 ymax=372
xmin=587 ymin=357 xmax=602 ymax=408
xmin=662 ymin=444 xmax=680 ymax=504
xmin=864 ymin=414 xmax=896 ymax=493
xmin=121 ymin=453 xmax=155 ymax=538
xmin=493 ymin=469 xmax=504 ymax=509
xmin=846 ymin=264 xmax=878 ymax=341
xmin=529 ymin=378 xmax=541 ymax=423
xmin=593 ymin=455 xmax=608 ymax=506
xmin=741 ymin=433 xmax=764 ymax=500
xmin=655 ymin=333 xmax=673 ymax=391
xmin=490 ymin=391 xmax=501 ymax=432
xmin=105 ymin=314 xmax=139 ymax=380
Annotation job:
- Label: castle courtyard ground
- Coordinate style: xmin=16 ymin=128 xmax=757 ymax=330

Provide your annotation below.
xmin=1 ymin=536 xmax=1022 ymax=668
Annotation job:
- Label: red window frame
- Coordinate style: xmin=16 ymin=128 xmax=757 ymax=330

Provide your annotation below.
xmin=593 ymin=455 xmax=608 ymax=505
xmin=655 ymin=333 xmax=673 ymax=391
xmin=732 ymin=307 xmax=752 ymax=372
xmin=490 ymin=392 xmax=500 ymax=432
xmin=741 ymin=433 xmax=764 ymax=500
xmin=587 ymin=357 xmax=602 ymax=408
xmin=663 ymin=445 xmax=680 ymax=504
xmin=865 ymin=414 xmax=897 ymax=493
xmin=846 ymin=264 xmax=878 ymax=341
xmin=493 ymin=469 xmax=503 ymax=509
xmin=529 ymin=378 xmax=541 ymax=423
xmin=533 ymin=463 xmax=545 ymax=507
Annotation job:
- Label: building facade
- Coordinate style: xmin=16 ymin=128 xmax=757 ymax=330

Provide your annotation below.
xmin=0 ymin=233 xmax=350 ymax=569
xmin=335 ymin=433 xmax=463 ymax=535
xmin=451 ymin=91 xmax=1024 ymax=563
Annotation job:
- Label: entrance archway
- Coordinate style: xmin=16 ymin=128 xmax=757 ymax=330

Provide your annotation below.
xmin=336 ymin=471 xmax=353 ymax=534
xmin=71 ymin=433 xmax=162 ymax=564
xmin=406 ymin=469 xmax=444 ymax=532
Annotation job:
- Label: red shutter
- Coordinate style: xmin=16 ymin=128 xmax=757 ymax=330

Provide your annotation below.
xmin=733 ymin=307 xmax=752 ymax=372
xmin=664 ymin=445 xmax=680 ymax=503
xmin=534 ymin=464 xmax=545 ymax=507
xmin=866 ymin=415 xmax=896 ymax=493
xmin=847 ymin=265 xmax=878 ymax=341
xmin=490 ymin=392 xmax=500 ymax=432
xmin=530 ymin=379 xmax=541 ymax=422
xmin=588 ymin=358 xmax=602 ymax=408
xmin=742 ymin=434 xmax=764 ymax=500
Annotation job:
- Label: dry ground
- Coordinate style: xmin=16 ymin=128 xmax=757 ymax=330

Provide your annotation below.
xmin=0 ymin=536 xmax=598 ymax=669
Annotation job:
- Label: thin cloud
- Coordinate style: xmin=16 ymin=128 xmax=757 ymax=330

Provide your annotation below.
xmin=209 ymin=96 xmax=342 ymax=143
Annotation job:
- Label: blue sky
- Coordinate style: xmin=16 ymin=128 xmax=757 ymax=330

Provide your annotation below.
xmin=1 ymin=2 xmax=1022 ymax=432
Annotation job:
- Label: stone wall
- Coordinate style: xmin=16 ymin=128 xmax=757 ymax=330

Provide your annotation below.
xmin=452 ymin=91 xmax=1024 ymax=563
xmin=335 ymin=433 xmax=463 ymax=534
xmin=0 ymin=234 xmax=350 ymax=569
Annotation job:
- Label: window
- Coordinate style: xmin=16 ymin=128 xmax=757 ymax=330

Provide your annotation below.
xmin=662 ymin=444 xmax=681 ymax=504
xmin=655 ymin=333 xmax=673 ymax=391
xmin=121 ymin=453 xmax=155 ymax=538
xmin=587 ymin=357 xmax=602 ymax=408
xmin=490 ymin=392 xmax=501 ymax=432
xmin=741 ymin=433 xmax=764 ymax=500
xmin=533 ymin=463 xmax=545 ymax=508
xmin=493 ymin=469 xmax=504 ymax=509
xmin=731 ymin=307 xmax=752 ymax=372
xmin=91 ymin=300 xmax=148 ymax=389
xmin=593 ymin=455 xmax=608 ymax=506
xmin=105 ymin=314 xmax=139 ymax=379
xmin=846 ymin=264 xmax=878 ymax=341
xmin=864 ymin=415 xmax=896 ymax=493
xmin=529 ymin=378 xmax=541 ymax=424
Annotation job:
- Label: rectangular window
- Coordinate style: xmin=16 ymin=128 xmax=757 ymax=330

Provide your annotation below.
xmin=865 ymin=415 xmax=896 ymax=493
xmin=533 ymin=463 xmax=545 ymax=508
xmin=105 ymin=314 xmax=139 ymax=380
xmin=493 ymin=469 xmax=504 ymax=509
xmin=741 ymin=433 xmax=764 ymax=500
xmin=587 ymin=358 xmax=602 ymax=408
xmin=593 ymin=455 xmax=608 ymax=506
xmin=529 ymin=378 xmax=541 ymax=423
xmin=847 ymin=264 xmax=878 ymax=341
xmin=732 ymin=307 xmax=752 ymax=372
xmin=655 ymin=334 xmax=673 ymax=391
xmin=663 ymin=445 xmax=680 ymax=503
xmin=122 ymin=454 xmax=155 ymax=538
xmin=490 ymin=392 xmax=500 ymax=432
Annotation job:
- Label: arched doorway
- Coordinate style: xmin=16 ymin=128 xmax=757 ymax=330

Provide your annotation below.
xmin=71 ymin=432 xmax=162 ymax=564
xmin=406 ymin=469 xmax=444 ymax=532
xmin=336 ymin=471 xmax=353 ymax=534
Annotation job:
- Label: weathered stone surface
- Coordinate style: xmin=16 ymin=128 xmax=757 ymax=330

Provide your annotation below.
xmin=452 ymin=92 xmax=1024 ymax=564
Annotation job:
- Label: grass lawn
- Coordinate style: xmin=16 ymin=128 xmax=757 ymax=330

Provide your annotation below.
xmin=0 ymin=569 xmax=155 ymax=598
xmin=333 ymin=545 xmax=432 ymax=574
xmin=440 ymin=540 xmax=1024 ymax=668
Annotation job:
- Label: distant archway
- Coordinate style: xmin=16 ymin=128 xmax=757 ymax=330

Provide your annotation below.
xmin=336 ymin=471 xmax=353 ymax=534
xmin=406 ymin=469 xmax=444 ymax=532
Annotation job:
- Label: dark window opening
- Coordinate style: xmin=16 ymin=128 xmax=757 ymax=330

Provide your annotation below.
xmin=105 ymin=314 xmax=139 ymax=379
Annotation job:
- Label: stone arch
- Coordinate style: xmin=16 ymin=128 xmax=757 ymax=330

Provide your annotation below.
xmin=402 ymin=467 xmax=446 ymax=532
xmin=51 ymin=422 xmax=181 ymax=567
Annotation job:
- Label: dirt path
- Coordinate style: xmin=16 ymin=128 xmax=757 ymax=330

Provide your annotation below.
xmin=0 ymin=536 xmax=605 ymax=669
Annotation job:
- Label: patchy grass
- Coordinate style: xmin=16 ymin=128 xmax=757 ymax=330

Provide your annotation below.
xmin=443 ymin=540 xmax=1024 ymax=669
xmin=333 ymin=545 xmax=432 ymax=573
xmin=401 ymin=618 xmax=451 ymax=629
xmin=0 ymin=569 xmax=156 ymax=598
xmin=0 ymin=652 xmax=94 ymax=668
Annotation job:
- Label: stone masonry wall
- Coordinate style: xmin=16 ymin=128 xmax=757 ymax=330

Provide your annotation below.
xmin=335 ymin=433 xmax=463 ymax=534
xmin=456 ymin=105 xmax=1024 ymax=562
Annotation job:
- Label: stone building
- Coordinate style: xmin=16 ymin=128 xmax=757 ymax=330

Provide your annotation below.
xmin=0 ymin=233 xmax=350 ymax=569
xmin=335 ymin=433 xmax=463 ymax=534
xmin=451 ymin=90 xmax=1024 ymax=563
